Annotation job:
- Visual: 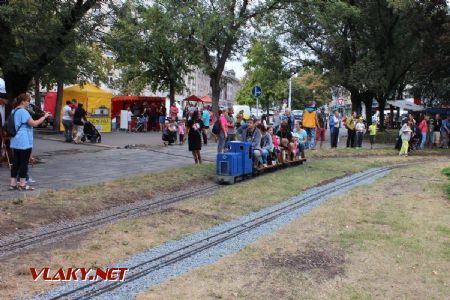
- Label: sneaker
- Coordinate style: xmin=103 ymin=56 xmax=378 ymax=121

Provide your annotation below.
xmin=27 ymin=178 xmax=36 ymax=183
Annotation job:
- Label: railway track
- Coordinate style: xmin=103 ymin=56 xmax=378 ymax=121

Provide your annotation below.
xmin=0 ymin=184 xmax=220 ymax=258
xmin=46 ymin=166 xmax=392 ymax=300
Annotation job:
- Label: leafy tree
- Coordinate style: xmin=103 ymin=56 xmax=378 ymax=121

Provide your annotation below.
xmin=164 ymin=0 xmax=284 ymax=114
xmin=0 ymin=0 xmax=104 ymax=102
xmin=280 ymin=0 xmax=448 ymax=129
xmin=238 ymin=39 xmax=288 ymax=113
xmin=107 ymin=1 xmax=198 ymax=104
xmin=291 ymin=68 xmax=331 ymax=110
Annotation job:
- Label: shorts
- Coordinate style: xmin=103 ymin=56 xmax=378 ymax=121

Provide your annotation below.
xmin=159 ymin=116 xmax=165 ymax=124
xmin=432 ymin=131 xmax=440 ymax=144
xmin=315 ymin=127 xmax=325 ymax=141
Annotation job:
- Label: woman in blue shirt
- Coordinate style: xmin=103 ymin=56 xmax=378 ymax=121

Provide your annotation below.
xmin=10 ymin=93 xmax=49 ymax=191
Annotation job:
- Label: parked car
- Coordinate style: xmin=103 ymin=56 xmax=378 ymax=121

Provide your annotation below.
xmin=292 ymin=110 xmax=304 ymax=121
xmin=27 ymin=103 xmax=54 ymax=128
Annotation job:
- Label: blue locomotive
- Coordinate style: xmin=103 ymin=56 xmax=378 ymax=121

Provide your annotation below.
xmin=216 ymin=141 xmax=306 ymax=184
xmin=216 ymin=141 xmax=253 ymax=184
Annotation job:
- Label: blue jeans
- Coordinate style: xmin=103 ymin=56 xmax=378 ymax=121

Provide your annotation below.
xmin=305 ymin=128 xmax=316 ymax=149
xmin=420 ymin=132 xmax=427 ymax=149
xmin=260 ymin=149 xmax=270 ymax=164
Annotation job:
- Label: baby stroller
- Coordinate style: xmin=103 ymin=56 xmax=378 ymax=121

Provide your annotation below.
xmin=81 ymin=121 xmax=102 ymax=143
xmin=409 ymin=126 xmax=421 ymax=152
xmin=133 ymin=115 xmax=148 ymax=132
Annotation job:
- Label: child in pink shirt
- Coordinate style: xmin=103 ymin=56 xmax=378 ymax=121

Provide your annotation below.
xmin=178 ymin=119 xmax=186 ymax=145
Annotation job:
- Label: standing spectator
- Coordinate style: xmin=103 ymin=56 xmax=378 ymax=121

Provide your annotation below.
xmin=62 ymin=101 xmax=74 ymax=142
xmin=346 ymin=111 xmax=357 ymax=148
xmin=302 ymin=101 xmax=319 ymax=150
xmin=187 ymin=110 xmax=205 ymax=164
xmin=73 ymin=103 xmax=87 ymax=143
xmin=202 ymin=107 xmax=210 ymax=139
xmin=236 ymin=110 xmax=244 ymax=129
xmin=9 ymin=94 xmax=49 ymax=191
xmin=170 ymin=103 xmax=179 ymax=121
xmin=441 ymin=115 xmax=449 ymax=149
xmin=355 ymin=118 xmax=366 ymax=148
xmin=331 ymin=111 xmax=341 ymax=148
xmin=159 ymin=103 xmax=166 ymax=131
xmin=70 ymin=99 xmax=78 ymax=140
xmin=217 ymin=109 xmax=228 ymax=153
xmin=281 ymin=109 xmax=295 ymax=132
xmin=241 ymin=117 xmax=262 ymax=167
xmin=432 ymin=114 xmax=442 ymax=148
xmin=368 ymin=122 xmax=377 ymax=149
xmin=188 ymin=103 xmax=197 ymax=119
xmin=399 ymin=121 xmax=412 ymax=156
xmin=328 ymin=112 xmax=335 ymax=140
xmin=126 ymin=106 xmax=133 ymax=133
xmin=149 ymin=102 xmax=158 ymax=131
xmin=418 ymin=115 xmax=429 ymax=150
xmin=315 ymin=107 xmax=327 ymax=149
xmin=226 ymin=107 xmax=236 ymax=141
xmin=259 ymin=125 xmax=273 ymax=167
xmin=178 ymin=119 xmax=186 ymax=145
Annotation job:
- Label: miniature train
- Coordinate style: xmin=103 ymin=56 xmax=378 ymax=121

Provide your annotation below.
xmin=216 ymin=141 xmax=305 ymax=184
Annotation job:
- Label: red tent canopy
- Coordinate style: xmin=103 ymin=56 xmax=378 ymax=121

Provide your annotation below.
xmin=183 ymin=95 xmax=203 ymax=102
xmin=200 ymin=96 xmax=212 ymax=103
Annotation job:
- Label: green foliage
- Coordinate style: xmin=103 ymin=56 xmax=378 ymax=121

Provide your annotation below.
xmin=106 ymin=1 xmax=197 ymax=101
xmin=291 ymin=68 xmax=331 ymax=110
xmin=442 ymin=167 xmax=450 ymax=199
xmin=0 ymin=0 xmax=104 ymax=96
xmin=236 ymin=39 xmax=288 ymax=111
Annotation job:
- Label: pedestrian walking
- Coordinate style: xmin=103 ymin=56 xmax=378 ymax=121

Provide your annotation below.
xmin=159 ymin=103 xmax=166 ymax=131
xmin=73 ymin=103 xmax=87 ymax=144
xmin=331 ymin=111 xmax=341 ymax=148
xmin=355 ymin=118 xmax=366 ymax=148
xmin=170 ymin=103 xmax=179 ymax=121
xmin=346 ymin=111 xmax=357 ymax=148
xmin=302 ymin=102 xmax=319 ymax=149
xmin=9 ymin=94 xmax=49 ymax=191
xmin=368 ymin=122 xmax=377 ymax=149
xmin=202 ymin=107 xmax=210 ymax=141
xmin=418 ymin=115 xmax=429 ymax=150
xmin=62 ymin=100 xmax=74 ymax=142
xmin=187 ymin=110 xmax=206 ymax=164
xmin=432 ymin=114 xmax=442 ymax=148
xmin=399 ymin=121 xmax=412 ymax=157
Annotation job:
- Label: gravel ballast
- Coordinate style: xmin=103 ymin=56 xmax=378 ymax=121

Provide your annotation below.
xmin=33 ymin=167 xmax=391 ymax=300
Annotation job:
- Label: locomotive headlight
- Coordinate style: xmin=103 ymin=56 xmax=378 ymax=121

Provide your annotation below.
xmin=222 ymin=155 xmax=227 ymax=159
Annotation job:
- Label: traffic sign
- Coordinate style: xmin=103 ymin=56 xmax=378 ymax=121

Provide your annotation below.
xmin=337 ymin=97 xmax=345 ymax=106
xmin=251 ymin=86 xmax=262 ymax=98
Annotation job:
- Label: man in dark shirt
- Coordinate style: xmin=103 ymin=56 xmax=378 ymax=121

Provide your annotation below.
xmin=432 ymin=114 xmax=442 ymax=148
xmin=73 ymin=103 xmax=87 ymax=144
xmin=240 ymin=117 xmax=261 ymax=167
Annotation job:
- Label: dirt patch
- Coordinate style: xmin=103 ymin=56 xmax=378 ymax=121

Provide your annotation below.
xmin=263 ymin=245 xmax=346 ymax=280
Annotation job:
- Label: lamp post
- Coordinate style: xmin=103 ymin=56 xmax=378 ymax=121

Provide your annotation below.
xmin=288 ymin=77 xmax=292 ymax=109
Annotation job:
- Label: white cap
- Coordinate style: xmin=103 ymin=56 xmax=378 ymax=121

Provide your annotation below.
xmin=0 ymin=78 xmax=5 ymax=94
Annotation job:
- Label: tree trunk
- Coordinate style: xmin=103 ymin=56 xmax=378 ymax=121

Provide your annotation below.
xmin=53 ymin=79 xmax=64 ymax=132
xmin=3 ymin=72 xmax=33 ymax=117
xmin=34 ymin=75 xmax=41 ymax=109
xmin=350 ymin=91 xmax=362 ymax=115
xmin=389 ymin=105 xmax=394 ymax=129
xmin=210 ymin=75 xmax=221 ymax=116
xmin=377 ymin=95 xmax=387 ymax=131
xmin=363 ymin=99 xmax=372 ymax=126
xmin=169 ymin=81 xmax=175 ymax=106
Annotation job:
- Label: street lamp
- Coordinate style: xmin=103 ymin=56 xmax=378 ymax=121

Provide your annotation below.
xmin=288 ymin=71 xmax=297 ymax=109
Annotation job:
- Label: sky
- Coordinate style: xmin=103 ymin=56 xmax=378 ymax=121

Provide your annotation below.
xmin=226 ymin=59 xmax=246 ymax=80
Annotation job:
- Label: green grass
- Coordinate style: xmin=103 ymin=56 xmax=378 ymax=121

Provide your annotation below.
xmin=442 ymin=167 xmax=450 ymax=198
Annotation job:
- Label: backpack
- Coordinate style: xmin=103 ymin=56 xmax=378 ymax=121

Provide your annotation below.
xmin=211 ymin=118 xmax=220 ymax=135
xmin=6 ymin=108 xmax=24 ymax=137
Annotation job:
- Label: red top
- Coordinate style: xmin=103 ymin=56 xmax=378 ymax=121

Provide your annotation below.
xmin=418 ymin=120 xmax=428 ymax=133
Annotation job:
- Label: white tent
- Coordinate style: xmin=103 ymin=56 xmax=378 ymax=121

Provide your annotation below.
xmin=386 ymin=99 xmax=424 ymax=112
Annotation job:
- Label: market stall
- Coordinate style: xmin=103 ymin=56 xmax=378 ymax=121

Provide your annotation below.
xmin=62 ymin=83 xmax=113 ymax=132
xmin=111 ymin=96 xmax=166 ymax=130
